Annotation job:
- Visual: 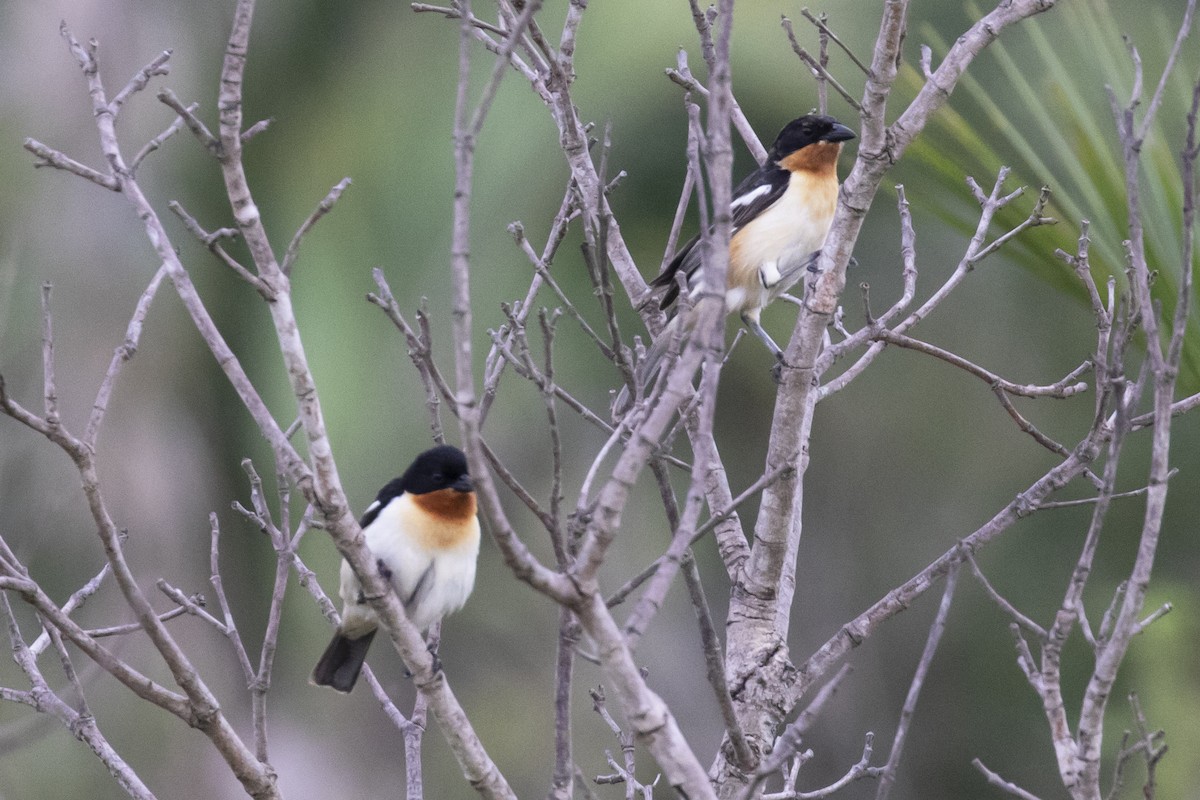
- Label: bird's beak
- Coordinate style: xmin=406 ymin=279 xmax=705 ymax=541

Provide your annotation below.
xmin=453 ymin=474 xmax=475 ymax=493
xmin=823 ymin=122 xmax=856 ymax=143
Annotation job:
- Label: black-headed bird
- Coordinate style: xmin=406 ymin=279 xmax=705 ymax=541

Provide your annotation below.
xmin=626 ymin=114 xmax=855 ymax=403
xmin=311 ymin=445 xmax=480 ymax=693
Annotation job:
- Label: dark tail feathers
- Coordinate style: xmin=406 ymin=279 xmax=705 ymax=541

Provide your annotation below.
xmin=310 ymin=629 xmax=377 ymax=693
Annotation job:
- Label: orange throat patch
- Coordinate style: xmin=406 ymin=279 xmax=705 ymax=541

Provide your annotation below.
xmin=411 ymin=487 xmax=478 ymax=522
xmin=778 ymin=141 xmax=843 ymax=175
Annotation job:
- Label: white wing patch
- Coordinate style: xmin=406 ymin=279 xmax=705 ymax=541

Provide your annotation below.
xmin=730 ymin=183 xmax=771 ymax=210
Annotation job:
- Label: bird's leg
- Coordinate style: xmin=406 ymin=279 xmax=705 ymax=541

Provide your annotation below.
xmin=427 ymin=640 xmax=443 ymax=674
xmin=739 ymin=311 xmax=784 ymax=360
xmin=783 ymin=250 xmax=859 ymax=282
xmin=764 ymin=251 xmax=825 ymax=301
xmin=401 ymin=640 xmax=443 ymax=678
xmin=740 ymin=311 xmax=788 ymax=385
xmin=798 ymin=250 xmax=856 ymax=296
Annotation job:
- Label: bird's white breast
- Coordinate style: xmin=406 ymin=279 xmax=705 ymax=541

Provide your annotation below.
xmin=727 ymin=170 xmax=838 ymax=313
xmin=339 ymin=492 xmax=480 ymax=634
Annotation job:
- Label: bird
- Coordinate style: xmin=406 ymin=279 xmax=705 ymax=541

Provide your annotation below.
xmin=310 ymin=444 xmax=480 ymax=693
xmin=627 ymin=114 xmax=855 ymax=403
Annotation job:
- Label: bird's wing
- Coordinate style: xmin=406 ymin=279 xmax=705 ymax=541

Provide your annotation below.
xmin=729 ymin=164 xmax=789 ymax=230
xmin=650 ymin=163 xmax=789 ymax=309
xmin=360 ymin=476 xmax=407 ymax=527
xmin=404 ymin=561 xmax=436 ymax=612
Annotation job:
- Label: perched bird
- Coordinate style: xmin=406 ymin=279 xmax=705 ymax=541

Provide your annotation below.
xmin=628 ymin=114 xmax=855 ymax=401
xmin=311 ymin=445 xmax=480 ymax=693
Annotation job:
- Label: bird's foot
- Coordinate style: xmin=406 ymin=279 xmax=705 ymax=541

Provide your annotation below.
xmin=805 ymin=250 xmax=823 ymax=274
xmin=771 ymin=353 xmax=787 ymax=384
xmin=403 ymin=643 xmax=442 ymax=679
xmin=376 ymin=558 xmax=393 ymax=581
xmin=428 ymin=642 xmax=443 ymax=675
xmin=805 ymin=251 xmax=858 ymax=273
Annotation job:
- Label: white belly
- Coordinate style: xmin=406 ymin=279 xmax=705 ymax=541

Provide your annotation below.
xmin=339 ymin=494 xmax=480 ymax=635
xmin=726 ymin=170 xmax=838 ymax=314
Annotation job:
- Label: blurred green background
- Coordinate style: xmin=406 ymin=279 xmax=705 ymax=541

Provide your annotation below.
xmin=1 ymin=1 xmax=1197 ymax=798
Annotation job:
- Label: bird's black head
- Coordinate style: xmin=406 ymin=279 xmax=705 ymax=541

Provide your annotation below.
xmin=769 ymin=114 xmax=856 ymax=161
xmin=399 ymin=445 xmax=473 ymax=495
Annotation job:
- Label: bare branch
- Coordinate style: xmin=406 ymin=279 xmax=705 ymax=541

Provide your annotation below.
xmin=0 ymin=574 xmax=190 ymax=718
xmin=605 ymin=462 xmax=790 ymax=608
xmin=868 ymin=327 xmax=1089 ymax=399
xmin=748 ymin=663 xmax=853 ymax=796
xmin=549 ymin=609 xmax=579 ymax=800
xmin=206 ymin=513 xmax=256 ymax=679
xmin=663 ymin=50 xmax=767 ymax=164
xmin=157 ymin=88 xmax=220 ymax=153
xmin=23 ymin=138 xmax=119 ymax=191
xmin=132 ymin=105 xmax=195 ymax=172
xmin=795 ymin=429 xmax=1104 ymax=705
xmin=875 ymin=566 xmax=959 ymax=800
xmin=1036 ymin=471 xmax=1177 ymax=510
xmin=780 ymin=16 xmax=864 ymax=112
xmin=38 ymin=284 xmax=59 ymax=426
xmin=972 ymin=758 xmax=1045 ymax=800
xmin=86 ymin=266 xmax=167 ymax=447
xmin=798 ymin=7 xmax=873 ymax=75
xmin=1133 ymin=0 xmax=1197 ymax=142
xmin=821 ymin=170 xmax=1045 ymax=403
xmin=681 ymin=552 xmax=754 ymax=771
xmin=167 ymin=200 xmax=273 ymax=299
xmin=0 ymin=594 xmax=158 ymax=800
xmin=281 ymin=177 xmax=352 ymax=276
xmin=110 ymin=49 xmax=172 ymax=114
xmin=966 ymin=554 xmax=1046 ymax=640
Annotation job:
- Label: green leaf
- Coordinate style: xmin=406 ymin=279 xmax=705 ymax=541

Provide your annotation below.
xmin=897 ymin=0 xmax=1200 ymax=391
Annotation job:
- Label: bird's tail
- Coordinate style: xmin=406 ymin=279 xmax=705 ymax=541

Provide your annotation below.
xmin=310 ymin=629 xmax=377 ymax=693
xmin=611 ymin=315 xmax=682 ymax=419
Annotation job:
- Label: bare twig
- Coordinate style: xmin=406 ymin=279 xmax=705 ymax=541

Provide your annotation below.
xmin=132 ymin=104 xmax=195 ymax=171
xmin=793 ymin=736 xmax=879 ymax=799
xmin=681 ymin=552 xmax=754 ymax=771
xmin=663 ymin=50 xmax=766 ymax=165
xmin=822 ymin=177 xmax=1055 ymax=400
xmin=549 ymin=609 xmax=579 ymax=800
xmin=794 ymin=427 xmax=1105 ymax=706
xmin=972 ymin=758 xmax=1045 ymax=800
xmin=780 ymin=16 xmax=864 ymax=112
xmin=867 ymin=326 xmax=1089 ymax=398
xmin=749 ymin=664 xmax=853 ymax=796
xmin=875 ymin=566 xmax=959 ymax=800
xmin=23 ymin=138 xmax=119 ymax=191
xmin=167 ymin=201 xmax=272 ymax=299
xmin=0 ymin=594 xmax=157 ymax=800
xmin=798 ymin=8 xmax=873 ymax=75
xmin=965 ymin=554 xmax=1046 ymax=639
xmin=157 ymin=87 xmax=220 ymax=153
xmin=281 ymin=177 xmax=352 ymax=276
xmin=604 ymin=462 xmax=790 ymax=608
xmin=85 ymin=266 xmax=168 ymax=447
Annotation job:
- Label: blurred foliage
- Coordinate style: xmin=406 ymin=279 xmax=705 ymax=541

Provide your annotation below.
xmin=899 ymin=0 xmax=1200 ymax=389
